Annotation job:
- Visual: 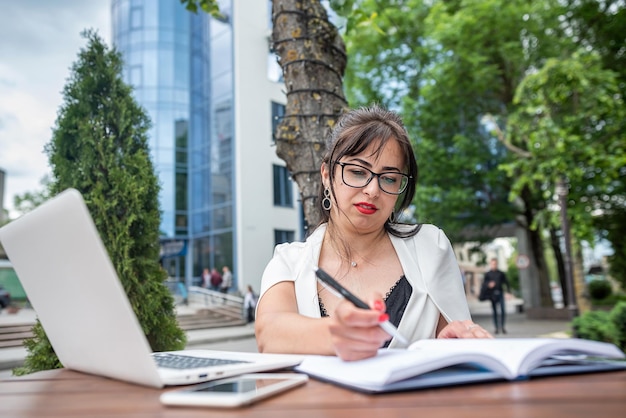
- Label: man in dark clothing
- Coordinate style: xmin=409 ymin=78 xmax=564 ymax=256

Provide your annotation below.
xmin=483 ymin=258 xmax=511 ymax=334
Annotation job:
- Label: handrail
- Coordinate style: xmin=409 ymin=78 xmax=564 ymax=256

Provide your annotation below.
xmin=165 ymin=280 xmax=244 ymax=319
xmin=187 ymin=286 xmax=244 ymax=307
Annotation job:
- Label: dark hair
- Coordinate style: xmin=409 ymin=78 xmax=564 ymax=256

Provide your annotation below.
xmin=316 ymin=105 xmax=420 ymax=238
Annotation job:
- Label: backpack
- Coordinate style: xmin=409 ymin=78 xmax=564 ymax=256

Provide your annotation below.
xmin=478 ymin=280 xmax=493 ymax=302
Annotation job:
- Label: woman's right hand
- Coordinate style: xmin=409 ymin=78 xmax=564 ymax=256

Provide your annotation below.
xmin=327 ymin=297 xmax=391 ymax=361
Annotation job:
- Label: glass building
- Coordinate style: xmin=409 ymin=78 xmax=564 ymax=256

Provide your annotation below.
xmin=111 ymin=0 xmax=301 ymax=291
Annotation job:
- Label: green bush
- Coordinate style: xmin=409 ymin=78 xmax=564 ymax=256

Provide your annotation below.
xmin=571 ymin=310 xmax=618 ymax=345
xmin=588 ymin=279 xmax=613 ymax=301
xmin=609 ymin=302 xmax=626 ymax=352
xmin=572 ymin=301 xmax=626 ymax=353
xmin=598 ymin=293 xmax=626 ymax=306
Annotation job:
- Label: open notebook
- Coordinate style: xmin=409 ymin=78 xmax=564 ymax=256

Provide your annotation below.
xmin=0 ymin=188 xmax=302 ymax=388
xmin=296 ymin=337 xmax=626 ymax=393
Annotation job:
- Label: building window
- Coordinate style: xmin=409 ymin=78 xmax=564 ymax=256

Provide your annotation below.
xmin=129 ymin=65 xmax=142 ymax=87
xmin=175 ymin=119 xmax=188 ymax=168
xmin=273 ymin=164 xmax=293 ymax=207
xmin=274 ymin=229 xmax=295 ymax=246
xmin=130 ymin=7 xmax=143 ymax=30
xmin=271 ymin=101 xmax=285 ymax=141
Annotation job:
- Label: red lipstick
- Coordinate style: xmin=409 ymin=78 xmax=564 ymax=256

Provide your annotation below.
xmin=354 ymin=202 xmax=377 ymax=215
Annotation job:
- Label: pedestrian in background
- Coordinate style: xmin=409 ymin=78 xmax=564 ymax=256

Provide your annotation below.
xmin=177 ymin=280 xmax=188 ymax=305
xmin=244 ymin=285 xmax=257 ymax=323
xmin=201 ymin=268 xmax=210 ymax=288
xmin=483 ymin=258 xmax=511 ymax=334
xmin=209 ymin=268 xmax=222 ymax=291
xmin=221 ymin=266 xmax=232 ymax=294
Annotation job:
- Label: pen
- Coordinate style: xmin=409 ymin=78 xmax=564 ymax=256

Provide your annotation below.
xmin=314 ymin=267 xmax=409 ymax=346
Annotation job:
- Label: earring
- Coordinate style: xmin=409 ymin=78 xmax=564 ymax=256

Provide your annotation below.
xmin=322 ymin=188 xmax=332 ymax=211
xmin=388 ymin=211 xmax=396 ymax=224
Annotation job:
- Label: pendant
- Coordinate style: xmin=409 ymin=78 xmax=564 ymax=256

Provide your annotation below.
xmin=351 ymin=261 xmax=357 ymax=268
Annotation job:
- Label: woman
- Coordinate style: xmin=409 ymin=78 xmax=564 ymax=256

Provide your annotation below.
xmin=256 ymin=105 xmax=491 ymax=361
xmin=243 ymin=285 xmax=257 ymax=323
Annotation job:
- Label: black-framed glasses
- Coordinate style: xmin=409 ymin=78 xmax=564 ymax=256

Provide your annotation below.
xmin=335 ymin=161 xmax=410 ymax=195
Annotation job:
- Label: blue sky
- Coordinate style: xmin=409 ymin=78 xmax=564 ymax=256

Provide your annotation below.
xmin=0 ymin=1 xmax=109 ymax=217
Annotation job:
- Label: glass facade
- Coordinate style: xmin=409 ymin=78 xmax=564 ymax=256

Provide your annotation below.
xmin=112 ymin=0 xmax=235 ymax=286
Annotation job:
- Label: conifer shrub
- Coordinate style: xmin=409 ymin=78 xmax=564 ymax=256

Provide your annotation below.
xmin=14 ymin=30 xmax=186 ymax=375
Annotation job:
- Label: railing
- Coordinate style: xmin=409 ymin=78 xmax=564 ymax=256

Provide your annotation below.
xmin=188 ymin=286 xmax=242 ymax=306
xmin=165 ymin=280 xmax=244 ymax=319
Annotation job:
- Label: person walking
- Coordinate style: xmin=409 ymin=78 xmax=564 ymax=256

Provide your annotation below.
xmin=220 ymin=266 xmax=232 ymax=294
xmin=243 ymin=285 xmax=257 ymax=323
xmin=483 ymin=258 xmax=511 ymax=334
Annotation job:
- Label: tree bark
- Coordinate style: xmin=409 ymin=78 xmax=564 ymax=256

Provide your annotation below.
xmin=573 ymin=244 xmax=590 ymax=314
xmin=271 ymin=0 xmax=348 ymax=231
xmin=520 ymin=186 xmax=553 ymax=307
xmin=550 ymin=226 xmax=568 ymax=306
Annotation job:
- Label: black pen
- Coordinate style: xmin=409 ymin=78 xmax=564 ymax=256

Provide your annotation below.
xmin=314 ymin=267 xmax=409 ymax=345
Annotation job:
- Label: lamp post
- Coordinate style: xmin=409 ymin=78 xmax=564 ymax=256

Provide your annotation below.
xmin=556 ymin=177 xmax=579 ymax=318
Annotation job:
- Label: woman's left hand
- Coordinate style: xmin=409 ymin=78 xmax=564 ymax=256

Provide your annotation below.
xmin=437 ymin=320 xmax=493 ymax=339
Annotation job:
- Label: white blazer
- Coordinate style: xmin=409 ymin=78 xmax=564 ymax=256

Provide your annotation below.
xmin=259 ymin=223 xmax=471 ymax=348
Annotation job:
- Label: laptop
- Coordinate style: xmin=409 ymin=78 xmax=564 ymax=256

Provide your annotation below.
xmin=0 ymin=188 xmax=302 ymax=388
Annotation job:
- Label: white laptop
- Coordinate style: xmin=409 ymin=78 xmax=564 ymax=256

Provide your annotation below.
xmin=0 ymin=188 xmax=302 ymax=388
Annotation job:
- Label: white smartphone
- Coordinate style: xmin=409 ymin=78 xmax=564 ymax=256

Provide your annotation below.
xmin=160 ymin=373 xmax=309 ymax=408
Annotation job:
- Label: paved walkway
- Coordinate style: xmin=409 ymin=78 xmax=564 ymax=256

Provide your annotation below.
xmin=0 ymin=299 xmax=573 ymax=376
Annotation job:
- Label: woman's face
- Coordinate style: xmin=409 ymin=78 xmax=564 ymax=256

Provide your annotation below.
xmin=322 ymin=138 xmax=404 ymax=234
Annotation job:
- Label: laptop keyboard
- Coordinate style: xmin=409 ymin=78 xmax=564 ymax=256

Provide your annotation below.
xmin=152 ymin=353 xmax=250 ymax=370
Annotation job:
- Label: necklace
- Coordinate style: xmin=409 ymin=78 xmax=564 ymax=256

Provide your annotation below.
xmin=331 ymin=247 xmax=358 ymax=268
xmin=325 ymin=230 xmax=387 ymax=269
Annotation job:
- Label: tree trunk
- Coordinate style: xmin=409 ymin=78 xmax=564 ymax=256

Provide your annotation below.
xmin=573 ymin=243 xmax=591 ymax=314
xmin=529 ymin=227 xmax=553 ymax=307
xmin=271 ymin=0 xmax=348 ymax=231
xmin=520 ymin=186 xmax=553 ymax=307
xmin=550 ymin=226 xmax=568 ymax=306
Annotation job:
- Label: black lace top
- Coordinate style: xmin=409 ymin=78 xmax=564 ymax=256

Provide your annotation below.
xmin=318 ymin=275 xmax=413 ymax=348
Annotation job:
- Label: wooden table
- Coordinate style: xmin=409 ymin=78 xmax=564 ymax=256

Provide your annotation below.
xmin=2 ymin=368 xmax=625 ymax=417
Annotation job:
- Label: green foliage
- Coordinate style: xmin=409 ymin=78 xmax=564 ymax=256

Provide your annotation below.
xmin=345 ymin=0 xmax=518 ymax=241
xmin=601 ymin=212 xmax=626 ymax=291
xmin=179 ymin=0 xmax=222 ymax=17
xmin=331 ymin=0 xmax=385 ymax=35
xmin=588 ymin=279 xmax=613 ymax=301
xmin=563 ymin=0 xmax=626 ymax=89
xmin=13 ymin=321 xmax=62 ymax=375
xmin=609 ymin=302 xmax=626 ymax=352
xmin=15 ymin=30 xmax=186 ymax=375
xmin=344 ymin=1 xmax=626 ymax=308
xmin=572 ymin=310 xmax=618 ymax=346
xmin=572 ymin=301 xmax=626 ymax=353
xmin=598 ymin=293 xmax=626 ymax=307
xmin=502 ymin=50 xmax=626 ymax=243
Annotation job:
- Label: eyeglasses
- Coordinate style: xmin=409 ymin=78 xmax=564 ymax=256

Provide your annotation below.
xmin=335 ymin=161 xmax=410 ymax=195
